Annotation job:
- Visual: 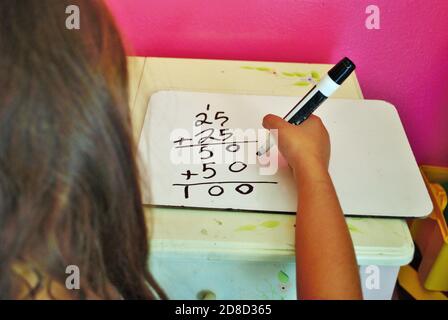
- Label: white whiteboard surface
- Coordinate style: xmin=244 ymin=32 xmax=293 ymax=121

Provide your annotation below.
xmin=138 ymin=91 xmax=432 ymax=218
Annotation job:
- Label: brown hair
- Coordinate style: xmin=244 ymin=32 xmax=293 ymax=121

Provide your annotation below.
xmin=0 ymin=0 xmax=165 ymax=299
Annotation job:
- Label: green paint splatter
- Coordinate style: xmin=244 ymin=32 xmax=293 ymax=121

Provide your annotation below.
xmin=255 ymin=67 xmax=272 ymax=72
xmin=347 ymin=224 xmax=361 ymax=233
xmin=236 ymin=224 xmax=257 ymax=232
xmin=241 ymin=66 xmax=317 ymax=87
xmin=311 ymin=71 xmax=320 ymax=80
xmin=241 ymin=65 xmax=273 ymax=72
xmin=282 ymin=71 xmax=309 ymax=77
xmin=260 ymin=220 xmax=280 ymax=228
xmin=277 ymin=271 xmax=289 ymax=284
xmin=293 ymin=81 xmax=311 ymax=86
xmin=200 ymin=229 xmax=208 ymax=235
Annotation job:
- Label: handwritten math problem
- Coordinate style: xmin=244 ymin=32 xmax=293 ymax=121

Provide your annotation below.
xmin=171 ymin=103 xmax=278 ymax=200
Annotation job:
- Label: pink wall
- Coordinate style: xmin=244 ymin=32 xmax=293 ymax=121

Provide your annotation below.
xmin=106 ymin=0 xmax=448 ymax=166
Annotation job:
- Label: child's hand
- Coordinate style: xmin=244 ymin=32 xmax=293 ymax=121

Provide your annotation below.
xmin=262 ymin=114 xmax=330 ymax=175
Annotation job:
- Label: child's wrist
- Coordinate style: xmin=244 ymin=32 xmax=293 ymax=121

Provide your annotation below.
xmin=292 ymin=159 xmax=330 ymax=186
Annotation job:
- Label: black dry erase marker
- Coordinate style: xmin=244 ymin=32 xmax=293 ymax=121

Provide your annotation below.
xmin=257 ymin=57 xmax=356 ymax=156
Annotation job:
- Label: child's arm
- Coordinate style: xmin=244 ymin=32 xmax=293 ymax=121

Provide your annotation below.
xmin=263 ymin=114 xmax=362 ymax=300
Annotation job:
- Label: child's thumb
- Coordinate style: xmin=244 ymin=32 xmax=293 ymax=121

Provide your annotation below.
xmin=262 ymin=114 xmax=287 ymax=130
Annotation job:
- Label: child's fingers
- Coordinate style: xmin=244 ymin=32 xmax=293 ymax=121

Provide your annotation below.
xmin=302 ymin=114 xmax=322 ymax=126
xmin=306 ymin=114 xmax=320 ymax=122
xmin=262 ymin=114 xmax=288 ymax=130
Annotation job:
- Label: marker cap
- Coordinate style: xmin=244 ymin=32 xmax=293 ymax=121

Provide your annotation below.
xmin=328 ymin=57 xmax=356 ymax=85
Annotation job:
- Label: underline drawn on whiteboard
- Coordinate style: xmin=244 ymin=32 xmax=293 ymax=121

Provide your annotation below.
xmin=173 ymin=181 xmax=278 ymax=187
xmin=174 ymin=140 xmax=258 ymax=149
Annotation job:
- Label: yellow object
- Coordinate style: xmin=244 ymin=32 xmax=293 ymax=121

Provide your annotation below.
xmin=398 ymin=265 xmax=447 ymax=300
xmin=410 ymin=165 xmax=448 ymax=291
xmin=429 ymin=183 xmax=448 ymax=212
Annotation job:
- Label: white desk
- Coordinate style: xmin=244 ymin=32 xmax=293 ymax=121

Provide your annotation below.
xmin=128 ymin=57 xmax=414 ymax=300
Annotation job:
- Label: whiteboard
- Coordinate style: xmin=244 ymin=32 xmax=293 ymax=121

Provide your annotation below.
xmin=138 ymin=91 xmax=433 ymax=218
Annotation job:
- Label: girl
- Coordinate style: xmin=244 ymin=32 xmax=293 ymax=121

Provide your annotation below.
xmin=0 ymin=0 xmax=361 ymax=299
